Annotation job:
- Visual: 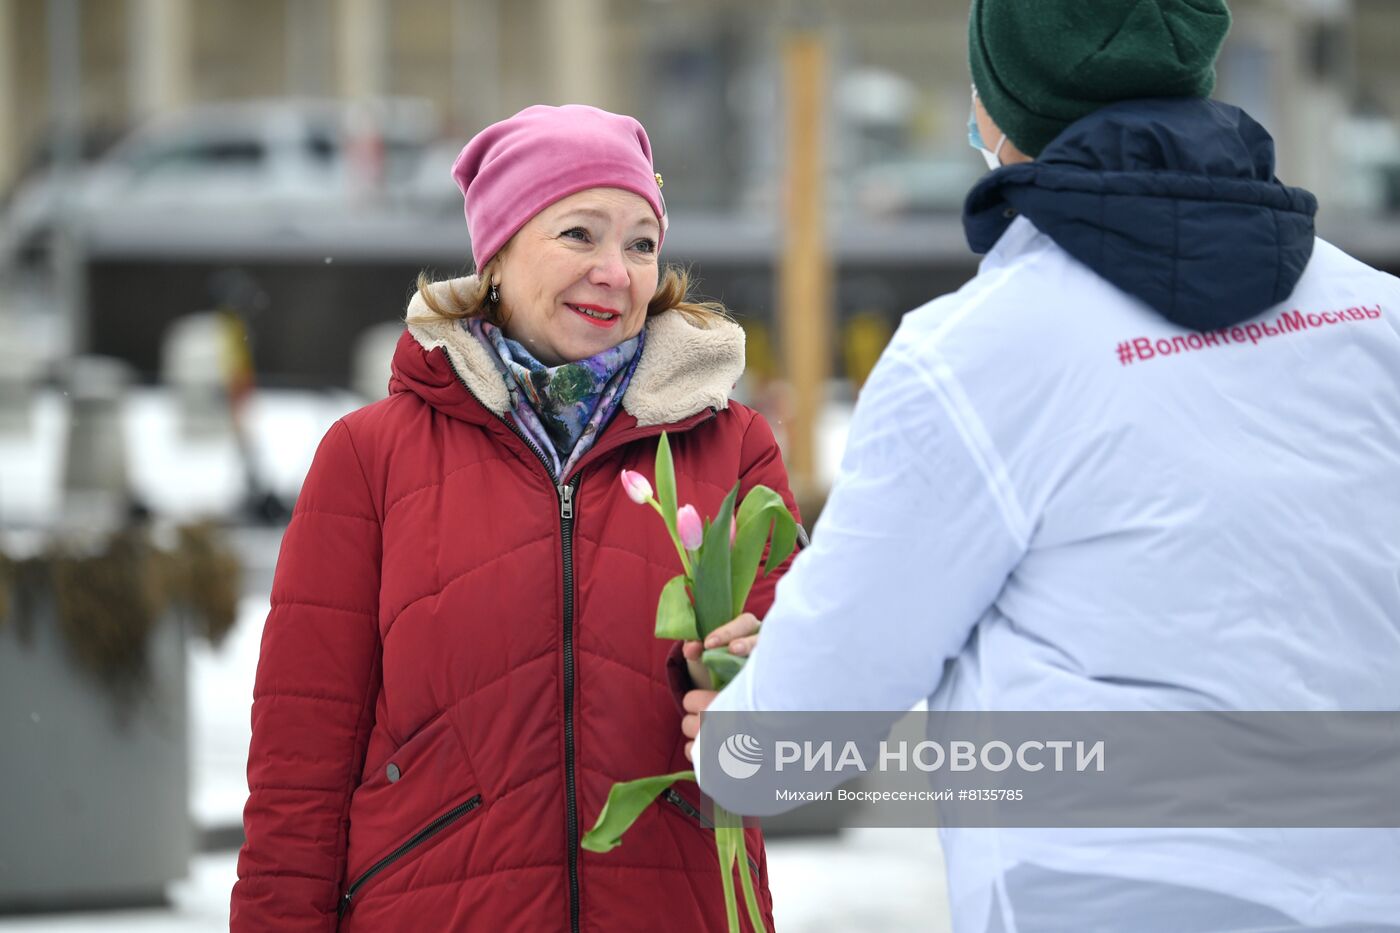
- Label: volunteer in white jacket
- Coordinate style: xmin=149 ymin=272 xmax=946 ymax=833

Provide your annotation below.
xmin=685 ymin=1 xmax=1400 ymax=931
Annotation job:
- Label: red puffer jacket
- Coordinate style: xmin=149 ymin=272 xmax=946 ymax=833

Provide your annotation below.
xmin=232 ymin=285 xmax=799 ymax=932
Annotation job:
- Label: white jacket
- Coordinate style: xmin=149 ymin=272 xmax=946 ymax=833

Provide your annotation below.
xmin=704 ymin=216 xmax=1400 ymax=931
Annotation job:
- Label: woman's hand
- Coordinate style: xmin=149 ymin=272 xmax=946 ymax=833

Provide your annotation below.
xmin=682 ymin=612 xmax=761 ymax=690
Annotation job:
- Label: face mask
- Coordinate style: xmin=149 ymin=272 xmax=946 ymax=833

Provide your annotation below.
xmin=968 ymin=88 xmax=1007 ymax=170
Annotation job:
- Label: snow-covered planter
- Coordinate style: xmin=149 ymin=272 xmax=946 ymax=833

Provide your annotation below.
xmin=0 ymin=523 xmax=239 ymax=910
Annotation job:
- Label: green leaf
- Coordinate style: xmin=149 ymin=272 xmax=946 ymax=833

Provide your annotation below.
xmin=692 ymin=483 xmax=739 ymax=638
xmin=654 ymin=574 xmax=698 ymax=641
xmin=580 ymin=770 xmax=695 ymax=854
xmin=655 ymin=432 xmax=678 ymax=529
xmin=765 ymin=524 xmax=797 ymax=576
xmin=729 ymin=485 xmax=799 ymax=615
xmin=702 ymin=646 xmax=746 ymax=692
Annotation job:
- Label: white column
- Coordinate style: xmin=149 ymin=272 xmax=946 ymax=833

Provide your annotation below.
xmin=286 ymin=0 xmax=332 ymax=97
xmin=540 ymin=0 xmax=610 ymax=105
xmin=338 ymin=0 xmax=388 ymax=101
xmin=0 ymin=0 xmax=17 ymax=193
xmin=452 ymin=0 xmax=501 ymax=127
xmin=128 ymin=0 xmax=192 ymax=120
xmin=1229 ymin=0 xmax=1349 ymax=207
xmin=1286 ymin=0 xmax=1350 ymax=209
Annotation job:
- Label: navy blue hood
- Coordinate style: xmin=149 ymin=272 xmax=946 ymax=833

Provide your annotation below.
xmin=963 ymin=98 xmax=1317 ymax=331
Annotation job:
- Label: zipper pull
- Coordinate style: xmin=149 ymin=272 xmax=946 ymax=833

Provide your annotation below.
xmin=558 ymin=484 xmax=574 ymax=520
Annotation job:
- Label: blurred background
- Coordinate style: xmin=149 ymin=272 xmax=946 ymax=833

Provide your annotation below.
xmin=1 ymin=0 xmax=1398 ymax=929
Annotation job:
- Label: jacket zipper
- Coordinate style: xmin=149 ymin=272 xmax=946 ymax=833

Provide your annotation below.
xmin=555 ymin=411 xmax=725 ymax=933
xmin=437 ymin=365 xmax=585 ymax=931
xmin=559 ymin=474 xmax=581 ymax=933
xmin=477 ymin=412 xmax=585 ymax=932
xmin=662 ymin=788 xmax=762 ymax=878
xmin=338 ymin=794 xmax=483 ymax=917
xmin=438 ymin=355 xmax=717 ymax=933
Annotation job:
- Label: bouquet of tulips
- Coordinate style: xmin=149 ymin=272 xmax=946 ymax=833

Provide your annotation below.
xmin=580 ymin=432 xmax=797 ymax=932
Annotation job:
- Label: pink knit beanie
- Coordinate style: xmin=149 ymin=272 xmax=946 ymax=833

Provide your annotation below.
xmin=451 ymin=104 xmax=668 ymax=270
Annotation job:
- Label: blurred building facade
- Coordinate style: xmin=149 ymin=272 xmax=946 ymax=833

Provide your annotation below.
xmin=4 ymin=0 xmax=1400 ymax=217
xmin=4 ymin=0 xmax=1400 ymax=415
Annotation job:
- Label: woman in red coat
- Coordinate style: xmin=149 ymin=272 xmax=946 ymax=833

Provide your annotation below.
xmin=230 ymin=104 xmax=797 ymax=931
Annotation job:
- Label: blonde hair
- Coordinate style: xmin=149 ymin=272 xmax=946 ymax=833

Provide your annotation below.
xmin=413 ymin=261 xmax=732 ymax=330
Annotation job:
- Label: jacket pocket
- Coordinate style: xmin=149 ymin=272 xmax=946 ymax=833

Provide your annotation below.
xmin=662 ymin=787 xmax=761 ymax=879
xmin=339 ymin=793 xmax=482 ymax=917
xmin=341 ymin=714 xmax=485 ymax=916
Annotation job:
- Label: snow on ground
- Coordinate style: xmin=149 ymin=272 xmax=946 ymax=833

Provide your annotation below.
xmin=0 ymin=387 xmax=363 ymax=527
xmin=1 ymin=567 xmax=953 ymax=932
xmin=187 ymin=593 xmax=268 ymax=831
xmin=2 ymin=385 xmax=956 ymax=931
xmin=0 ymin=836 xmax=951 ymax=933
xmin=0 ymin=855 xmax=239 ymax=933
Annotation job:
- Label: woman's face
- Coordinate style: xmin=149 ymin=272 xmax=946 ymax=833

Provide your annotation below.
xmin=492 ymin=187 xmax=661 ymax=365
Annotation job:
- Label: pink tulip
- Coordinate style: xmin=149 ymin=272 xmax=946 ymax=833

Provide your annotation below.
xmin=677 ymin=504 xmax=703 ymax=550
xmin=730 ymin=516 xmax=737 ymax=547
xmin=620 ymin=469 xmax=652 ymax=504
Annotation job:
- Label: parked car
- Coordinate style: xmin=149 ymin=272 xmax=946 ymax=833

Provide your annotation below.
xmin=1 ymin=98 xmax=440 ymax=268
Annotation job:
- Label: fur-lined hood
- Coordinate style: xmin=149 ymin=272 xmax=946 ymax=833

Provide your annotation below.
xmin=401 ymin=277 xmax=745 ymax=427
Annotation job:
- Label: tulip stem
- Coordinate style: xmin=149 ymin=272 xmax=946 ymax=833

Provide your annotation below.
xmin=736 ymin=834 xmax=768 ymax=932
xmin=647 ymin=497 xmax=693 ymax=577
xmin=716 ymin=815 xmax=741 ymax=932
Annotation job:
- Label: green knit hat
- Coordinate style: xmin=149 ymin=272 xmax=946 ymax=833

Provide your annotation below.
xmin=969 ymin=0 xmax=1232 ymax=157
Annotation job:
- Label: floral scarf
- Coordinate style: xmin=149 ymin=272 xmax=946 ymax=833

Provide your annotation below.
xmin=467 ymin=318 xmax=644 ymax=480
